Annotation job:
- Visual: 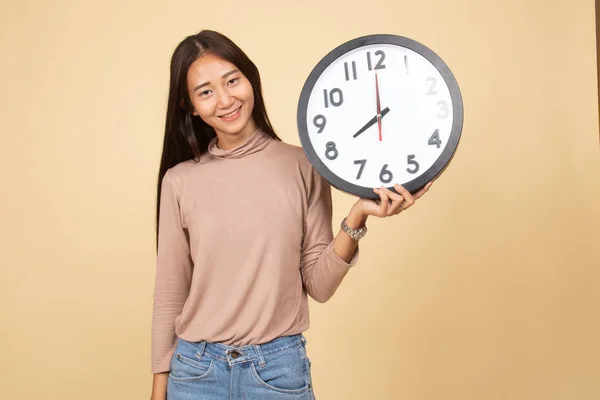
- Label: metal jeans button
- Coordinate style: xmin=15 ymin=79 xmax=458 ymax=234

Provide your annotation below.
xmin=230 ymin=350 xmax=240 ymax=359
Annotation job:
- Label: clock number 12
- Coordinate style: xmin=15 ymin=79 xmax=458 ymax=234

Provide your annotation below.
xmin=367 ymin=50 xmax=386 ymax=70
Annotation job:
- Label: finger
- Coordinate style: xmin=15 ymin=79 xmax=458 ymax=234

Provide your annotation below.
xmin=413 ymin=181 xmax=433 ymax=200
xmin=393 ymin=184 xmax=416 ymax=208
xmin=382 ymin=186 xmax=404 ymax=215
xmin=372 ymin=187 xmax=383 ymax=207
xmin=375 ymin=186 xmax=389 ymax=217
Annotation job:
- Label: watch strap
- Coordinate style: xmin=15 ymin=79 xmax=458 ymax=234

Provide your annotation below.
xmin=341 ymin=217 xmax=367 ymax=241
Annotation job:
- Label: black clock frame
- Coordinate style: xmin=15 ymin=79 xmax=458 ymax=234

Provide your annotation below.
xmin=296 ymin=33 xmax=464 ymax=198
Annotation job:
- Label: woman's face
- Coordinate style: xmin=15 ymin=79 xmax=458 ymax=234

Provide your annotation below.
xmin=186 ymin=53 xmax=256 ymax=144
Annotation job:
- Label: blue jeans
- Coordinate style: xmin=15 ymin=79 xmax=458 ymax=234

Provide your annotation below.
xmin=167 ymin=334 xmax=316 ymax=400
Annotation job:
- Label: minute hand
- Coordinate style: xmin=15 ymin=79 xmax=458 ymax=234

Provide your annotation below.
xmin=352 ymin=107 xmax=390 ymax=138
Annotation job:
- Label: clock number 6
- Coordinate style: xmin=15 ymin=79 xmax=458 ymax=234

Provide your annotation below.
xmin=380 ymin=164 xmax=393 ymax=184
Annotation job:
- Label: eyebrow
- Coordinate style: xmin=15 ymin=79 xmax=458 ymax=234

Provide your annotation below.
xmin=193 ymin=69 xmax=240 ymax=92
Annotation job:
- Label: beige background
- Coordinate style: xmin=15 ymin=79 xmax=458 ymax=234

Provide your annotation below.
xmin=1 ymin=0 xmax=599 ymax=399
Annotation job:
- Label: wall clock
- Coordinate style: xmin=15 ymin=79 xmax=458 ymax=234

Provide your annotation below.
xmin=297 ymin=33 xmax=463 ymax=199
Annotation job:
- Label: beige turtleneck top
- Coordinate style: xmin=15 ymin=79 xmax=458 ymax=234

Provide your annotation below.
xmin=151 ymin=129 xmax=360 ymax=374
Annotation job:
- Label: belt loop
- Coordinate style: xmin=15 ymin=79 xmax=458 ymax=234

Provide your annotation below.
xmin=253 ymin=344 xmax=266 ymax=367
xmin=195 ymin=341 xmax=206 ymax=359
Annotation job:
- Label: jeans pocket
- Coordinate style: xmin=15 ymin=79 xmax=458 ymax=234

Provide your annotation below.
xmin=249 ymin=345 xmax=311 ymax=395
xmin=169 ymin=341 xmax=213 ymax=382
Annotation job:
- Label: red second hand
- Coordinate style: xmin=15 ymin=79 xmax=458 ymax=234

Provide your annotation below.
xmin=375 ymin=71 xmax=382 ymax=142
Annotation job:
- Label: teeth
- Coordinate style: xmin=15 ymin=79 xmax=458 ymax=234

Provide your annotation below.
xmin=221 ymin=108 xmax=240 ymax=118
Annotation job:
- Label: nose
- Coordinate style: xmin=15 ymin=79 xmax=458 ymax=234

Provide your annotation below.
xmin=217 ymin=88 xmax=235 ymax=109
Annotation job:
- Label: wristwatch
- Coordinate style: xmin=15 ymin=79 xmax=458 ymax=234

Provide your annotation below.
xmin=341 ymin=218 xmax=368 ymax=241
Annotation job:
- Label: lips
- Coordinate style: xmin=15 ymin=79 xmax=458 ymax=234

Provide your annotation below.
xmin=218 ymin=106 xmax=242 ymax=121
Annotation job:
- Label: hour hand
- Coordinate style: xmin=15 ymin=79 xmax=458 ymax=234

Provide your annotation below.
xmin=352 ymin=107 xmax=390 ymax=138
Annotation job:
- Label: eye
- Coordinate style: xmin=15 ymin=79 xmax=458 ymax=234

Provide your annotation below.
xmin=199 ymin=89 xmax=212 ymax=97
xmin=227 ymin=77 xmax=239 ymax=85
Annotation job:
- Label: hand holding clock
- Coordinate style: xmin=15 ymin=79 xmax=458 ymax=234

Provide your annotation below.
xmin=348 ymin=181 xmax=433 ymax=225
xmin=335 ymin=180 xmax=434 ymax=263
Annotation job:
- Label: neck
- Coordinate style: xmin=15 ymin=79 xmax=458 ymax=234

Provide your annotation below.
xmin=215 ymin=121 xmax=259 ymax=150
xmin=207 ymin=126 xmax=271 ymax=159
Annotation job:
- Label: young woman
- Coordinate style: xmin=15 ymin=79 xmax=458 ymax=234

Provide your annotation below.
xmin=151 ymin=30 xmax=432 ymax=400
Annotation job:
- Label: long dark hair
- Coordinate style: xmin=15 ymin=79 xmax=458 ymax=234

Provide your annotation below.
xmin=156 ymin=30 xmax=281 ymax=246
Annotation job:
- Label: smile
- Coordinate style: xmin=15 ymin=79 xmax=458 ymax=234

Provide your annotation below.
xmin=218 ymin=106 xmax=242 ymax=121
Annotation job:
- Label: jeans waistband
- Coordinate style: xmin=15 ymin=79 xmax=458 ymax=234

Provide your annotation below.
xmin=187 ymin=334 xmax=305 ymax=366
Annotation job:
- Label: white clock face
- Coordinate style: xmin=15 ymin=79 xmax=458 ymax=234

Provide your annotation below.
xmin=300 ymin=40 xmax=460 ymax=195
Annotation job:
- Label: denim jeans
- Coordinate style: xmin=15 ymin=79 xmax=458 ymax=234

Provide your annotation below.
xmin=167 ymin=334 xmax=316 ymax=400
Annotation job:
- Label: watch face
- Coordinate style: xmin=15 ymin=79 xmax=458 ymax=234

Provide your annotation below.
xmin=297 ymin=34 xmax=463 ymax=198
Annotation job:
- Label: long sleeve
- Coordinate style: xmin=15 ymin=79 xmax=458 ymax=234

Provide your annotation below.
xmin=151 ymin=171 xmax=193 ymax=374
xmin=299 ymin=165 xmax=359 ymax=303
